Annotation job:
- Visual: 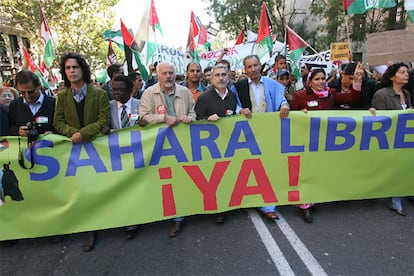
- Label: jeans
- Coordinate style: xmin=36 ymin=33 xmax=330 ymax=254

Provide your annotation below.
xmin=391 ymin=197 xmax=403 ymax=210
xmin=173 ymin=216 xmax=185 ymax=222
xmin=259 ymin=206 xmax=276 ymax=213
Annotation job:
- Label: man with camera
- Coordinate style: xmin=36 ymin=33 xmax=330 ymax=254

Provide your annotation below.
xmin=8 ymin=70 xmax=56 ymax=137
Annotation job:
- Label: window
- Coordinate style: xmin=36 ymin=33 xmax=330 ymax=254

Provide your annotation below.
xmin=0 ymin=33 xmax=9 ymax=64
xmin=8 ymin=34 xmax=20 ymax=64
xmin=22 ymin=37 xmax=31 ymax=50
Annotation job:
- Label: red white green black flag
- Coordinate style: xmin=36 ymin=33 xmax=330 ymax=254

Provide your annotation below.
xmin=343 ymin=0 xmax=396 ymax=15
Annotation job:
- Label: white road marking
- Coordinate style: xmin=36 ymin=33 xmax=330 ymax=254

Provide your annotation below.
xmin=248 ymin=209 xmax=295 ymax=276
xmin=275 ymin=210 xmax=328 ymax=276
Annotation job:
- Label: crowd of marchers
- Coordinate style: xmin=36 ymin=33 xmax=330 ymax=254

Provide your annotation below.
xmin=0 ymin=49 xmax=413 ymax=252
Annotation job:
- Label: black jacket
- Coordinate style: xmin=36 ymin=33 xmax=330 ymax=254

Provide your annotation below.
xmin=8 ymin=95 xmax=56 ymax=136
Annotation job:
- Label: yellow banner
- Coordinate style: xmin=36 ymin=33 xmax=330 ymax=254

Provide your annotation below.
xmin=0 ymin=110 xmax=413 ymax=240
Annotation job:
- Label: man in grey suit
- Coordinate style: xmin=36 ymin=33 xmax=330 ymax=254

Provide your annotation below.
xmin=110 ymin=75 xmax=141 ymax=130
xmin=109 ymin=75 xmax=141 ymax=239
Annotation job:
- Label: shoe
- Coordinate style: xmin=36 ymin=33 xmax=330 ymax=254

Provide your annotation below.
xmin=125 ymin=227 xmax=139 ymax=240
xmin=301 ymin=208 xmax=313 ymax=223
xmin=263 ymin=211 xmax=279 ymax=220
xmin=169 ymin=221 xmax=183 ymax=237
xmin=83 ymin=232 xmax=97 ymax=252
xmin=215 ymin=213 xmax=225 ymax=224
xmin=388 ymin=205 xmax=406 ymax=216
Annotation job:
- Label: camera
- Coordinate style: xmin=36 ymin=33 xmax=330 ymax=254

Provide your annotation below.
xmin=26 ymin=121 xmax=40 ymax=144
xmin=18 ymin=121 xmax=40 ymax=170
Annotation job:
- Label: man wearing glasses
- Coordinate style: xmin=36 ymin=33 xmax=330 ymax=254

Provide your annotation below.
xmin=8 ymin=70 xmax=56 ymax=136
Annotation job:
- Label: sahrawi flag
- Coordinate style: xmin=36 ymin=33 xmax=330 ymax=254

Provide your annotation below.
xmin=145 ymin=0 xmax=163 ymax=64
xmin=406 ymin=1 xmax=414 ymax=23
xmin=150 ymin=0 xmax=163 ymax=35
xmin=191 ymin=11 xmax=210 ymax=51
xmin=120 ymin=20 xmax=149 ymax=80
xmin=343 ymin=0 xmax=396 ymax=15
xmin=188 ymin=16 xmax=200 ymax=63
xmin=22 ymin=47 xmax=50 ymax=89
xmin=39 ymin=0 xmax=55 ymax=68
xmin=255 ymin=2 xmax=273 ymax=64
xmin=286 ymin=25 xmax=309 ymax=81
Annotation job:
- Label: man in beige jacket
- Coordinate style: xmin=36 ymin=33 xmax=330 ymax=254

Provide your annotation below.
xmin=139 ymin=62 xmax=195 ymax=126
xmin=139 ymin=61 xmax=195 ymax=237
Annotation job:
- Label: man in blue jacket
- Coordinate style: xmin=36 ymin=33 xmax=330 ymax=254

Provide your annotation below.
xmin=231 ymin=54 xmax=290 ymax=220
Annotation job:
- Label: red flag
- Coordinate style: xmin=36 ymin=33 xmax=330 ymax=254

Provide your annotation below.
xmin=190 ymin=11 xmax=208 ymax=47
xmin=22 ymin=47 xmax=50 ymax=88
xmin=189 ymin=24 xmax=197 ymax=51
xmin=149 ymin=0 xmax=163 ymax=34
xmin=343 ymin=0 xmax=353 ymax=12
xmin=255 ymin=2 xmax=273 ymax=59
xmin=121 ymin=20 xmax=134 ymax=47
xmin=235 ymin=30 xmax=244 ymax=45
xmin=120 ymin=19 xmax=148 ymax=77
xmin=188 ymin=19 xmax=200 ymax=62
xmin=256 ymin=3 xmax=272 ymax=43
xmin=120 ymin=19 xmax=135 ymax=73
xmin=23 ymin=48 xmax=41 ymax=73
xmin=286 ymin=25 xmax=309 ymax=51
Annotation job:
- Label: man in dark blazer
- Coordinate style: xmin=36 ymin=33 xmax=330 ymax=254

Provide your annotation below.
xmin=8 ymin=70 xmax=55 ymax=136
xmin=195 ymin=64 xmax=237 ymax=224
xmin=1 ymin=105 xmax=9 ymax=136
xmin=53 ymin=53 xmax=110 ymax=252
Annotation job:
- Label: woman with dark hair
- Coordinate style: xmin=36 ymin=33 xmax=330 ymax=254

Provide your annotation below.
xmin=370 ymin=62 xmax=413 ymax=216
xmin=290 ymin=68 xmax=362 ymax=223
xmin=328 ymin=62 xmax=379 ymax=109
xmin=291 ymin=68 xmax=362 ymax=111
xmin=372 ymin=62 xmax=412 ymax=110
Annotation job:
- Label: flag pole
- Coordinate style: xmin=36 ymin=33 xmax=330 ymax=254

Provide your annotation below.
xmin=345 ymin=15 xmax=351 ymax=43
xmin=283 ymin=25 xmax=287 ymax=56
xmin=306 ymin=44 xmax=318 ymax=54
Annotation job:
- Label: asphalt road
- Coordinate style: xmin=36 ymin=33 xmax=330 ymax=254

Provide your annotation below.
xmin=1 ymin=198 xmax=413 ymax=276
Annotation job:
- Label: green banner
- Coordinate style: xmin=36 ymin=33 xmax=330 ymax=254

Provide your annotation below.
xmin=1 ymin=110 xmax=413 ymax=240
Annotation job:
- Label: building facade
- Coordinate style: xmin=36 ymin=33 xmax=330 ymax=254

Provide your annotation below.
xmin=0 ymin=18 xmax=31 ymax=86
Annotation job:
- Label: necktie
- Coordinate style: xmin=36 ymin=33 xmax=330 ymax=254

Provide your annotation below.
xmin=121 ymin=105 xmax=129 ymax=128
